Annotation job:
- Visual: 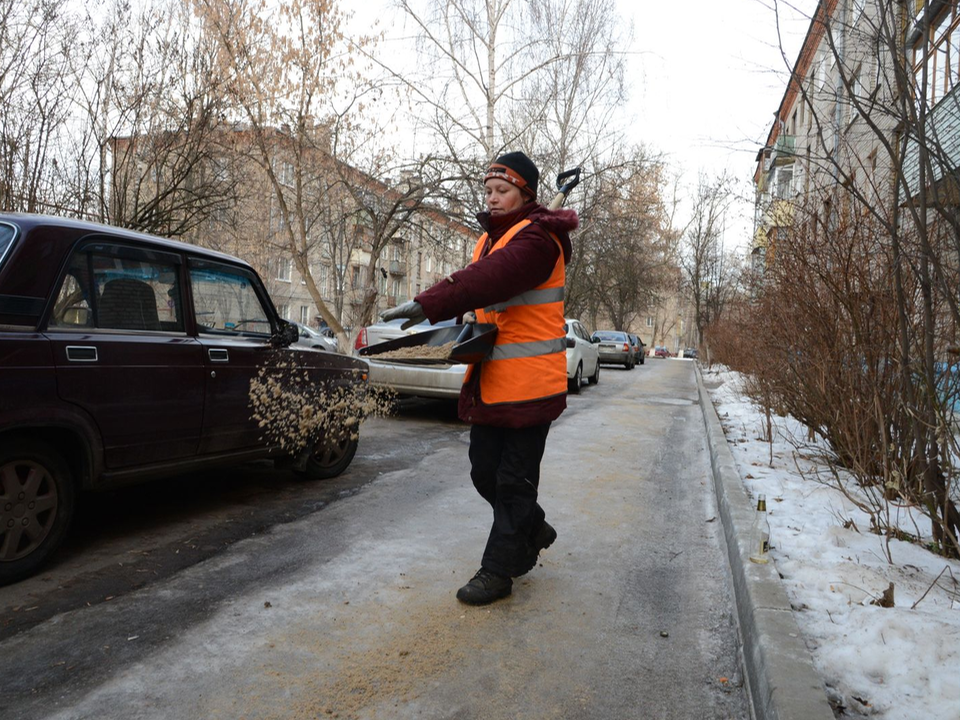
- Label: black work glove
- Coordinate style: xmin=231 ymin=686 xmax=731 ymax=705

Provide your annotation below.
xmin=380 ymin=300 xmax=427 ymax=330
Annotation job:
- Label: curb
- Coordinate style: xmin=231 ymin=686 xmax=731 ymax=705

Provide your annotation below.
xmin=695 ymin=365 xmax=834 ymax=720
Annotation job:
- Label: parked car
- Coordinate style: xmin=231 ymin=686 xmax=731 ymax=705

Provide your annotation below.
xmin=592 ymin=330 xmax=634 ymax=369
xmin=627 ymin=333 xmax=646 ymax=365
xmin=565 ymin=318 xmax=601 ymax=393
xmin=683 ymin=348 xmax=699 ymax=359
xmin=654 ymin=346 xmax=673 ymax=359
xmin=293 ymin=321 xmax=339 ymax=353
xmin=0 ymin=213 xmax=369 ymax=584
xmin=358 ymin=317 xmax=467 ymax=400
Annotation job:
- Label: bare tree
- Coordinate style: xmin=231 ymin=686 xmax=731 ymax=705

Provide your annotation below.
xmin=681 ymin=173 xmax=743 ymax=349
xmin=190 ymin=0 xmax=384 ymax=347
xmin=566 ymin=149 xmax=672 ymax=330
xmin=0 ymin=0 xmax=76 ymax=213
xmin=745 ymin=0 xmax=960 ymax=556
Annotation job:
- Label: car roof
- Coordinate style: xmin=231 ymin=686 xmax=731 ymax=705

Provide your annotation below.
xmin=0 ymin=213 xmax=250 ymax=267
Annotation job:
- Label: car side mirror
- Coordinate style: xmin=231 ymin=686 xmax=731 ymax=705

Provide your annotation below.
xmin=566 ymin=337 xmax=576 ymax=348
xmin=592 ymin=337 xmax=600 ymax=344
xmin=272 ymin=320 xmax=299 ymax=348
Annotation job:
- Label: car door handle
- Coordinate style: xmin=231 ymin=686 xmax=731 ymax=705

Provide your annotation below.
xmin=208 ymin=348 xmax=229 ymax=362
xmin=66 ymin=346 xmax=98 ymax=362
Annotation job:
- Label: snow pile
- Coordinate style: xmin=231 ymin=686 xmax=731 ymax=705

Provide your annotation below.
xmin=704 ymin=366 xmax=960 ymax=720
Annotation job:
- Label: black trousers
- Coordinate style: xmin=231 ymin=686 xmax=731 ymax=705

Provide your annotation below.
xmin=468 ymin=422 xmax=552 ymax=577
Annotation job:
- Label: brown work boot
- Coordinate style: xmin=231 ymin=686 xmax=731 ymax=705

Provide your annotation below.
xmin=456 ymin=568 xmax=512 ymax=605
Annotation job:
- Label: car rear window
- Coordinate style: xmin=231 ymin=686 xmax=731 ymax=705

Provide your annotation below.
xmin=594 ymin=331 xmax=625 ymax=341
xmin=48 ymin=242 xmax=185 ymax=333
xmin=0 ymin=223 xmax=15 ymax=268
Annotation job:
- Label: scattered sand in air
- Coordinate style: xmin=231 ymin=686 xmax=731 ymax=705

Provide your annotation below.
xmin=367 ymin=341 xmax=457 ymax=361
xmin=248 ymin=359 xmax=395 ymax=454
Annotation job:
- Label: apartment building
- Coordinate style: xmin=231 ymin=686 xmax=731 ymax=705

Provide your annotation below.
xmin=110 ymin=126 xmax=475 ymax=332
xmin=755 ymin=0 xmax=960 ymax=258
xmin=753 ymin=0 xmax=959 ymax=353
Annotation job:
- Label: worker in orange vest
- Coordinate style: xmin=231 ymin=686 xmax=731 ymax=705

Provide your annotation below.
xmin=382 ymin=151 xmax=578 ymax=605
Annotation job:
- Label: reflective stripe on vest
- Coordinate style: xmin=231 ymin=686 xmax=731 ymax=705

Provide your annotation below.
xmin=484 ymin=286 xmax=565 ymax=313
xmin=468 ymin=219 xmax=567 ymax=405
xmin=489 ymin=336 xmax=568 ymax=361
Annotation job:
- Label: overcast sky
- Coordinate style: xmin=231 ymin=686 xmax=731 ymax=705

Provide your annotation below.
xmin=612 ymin=0 xmax=817 ymax=245
xmin=349 ymin=0 xmax=817 ymax=249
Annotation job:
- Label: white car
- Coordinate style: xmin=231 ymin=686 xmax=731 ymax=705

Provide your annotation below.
xmin=357 ymin=318 xmax=467 ymax=400
xmin=564 ymin=318 xmax=601 ymax=394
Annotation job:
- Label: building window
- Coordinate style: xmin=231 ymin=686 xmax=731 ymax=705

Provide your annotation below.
xmin=848 ymin=64 xmax=862 ymax=124
xmin=426 ymin=255 xmax=433 ymax=273
xmin=646 ymin=316 xmax=654 ymax=328
xmin=351 ymin=266 xmax=361 ymax=289
xmin=277 ymin=257 xmax=292 ymax=282
xmin=776 ymin=166 xmax=794 ymax=198
xmin=300 ymin=305 xmax=310 ymax=324
xmin=851 ymin=0 xmax=865 ymax=24
xmin=319 ymin=264 xmax=329 ymax=297
xmin=276 ymin=160 xmax=295 ymax=187
xmin=911 ymin=4 xmax=960 ymax=109
xmin=278 ymin=303 xmax=289 ymax=320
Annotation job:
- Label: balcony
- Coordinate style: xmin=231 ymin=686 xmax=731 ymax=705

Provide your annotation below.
xmin=773 ymin=134 xmax=796 ymax=166
xmin=388 ymin=260 xmax=406 ymax=276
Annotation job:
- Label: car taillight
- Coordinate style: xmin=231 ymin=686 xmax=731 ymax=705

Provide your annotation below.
xmin=355 ymin=327 xmax=368 ymax=350
xmin=623 ymin=343 xmax=629 ymax=352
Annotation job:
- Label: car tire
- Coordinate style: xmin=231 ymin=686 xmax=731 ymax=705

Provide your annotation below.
xmin=297 ymin=431 xmax=359 ymax=480
xmin=568 ymin=363 xmax=582 ymax=394
xmin=588 ymin=360 xmax=600 ymax=385
xmin=0 ymin=439 xmax=76 ymax=586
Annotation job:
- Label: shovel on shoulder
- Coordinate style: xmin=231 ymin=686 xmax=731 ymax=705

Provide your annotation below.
xmin=548 ymin=167 xmax=582 ymax=210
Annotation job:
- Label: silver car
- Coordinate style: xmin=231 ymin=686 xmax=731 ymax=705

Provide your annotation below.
xmin=292 ymin=321 xmax=339 ymax=353
xmin=592 ymin=330 xmax=635 ymax=369
xmin=358 ymin=318 xmax=467 ymax=400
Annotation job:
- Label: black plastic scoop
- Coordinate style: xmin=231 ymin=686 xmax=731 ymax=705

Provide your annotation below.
xmin=358 ymin=323 xmax=498 ymax=365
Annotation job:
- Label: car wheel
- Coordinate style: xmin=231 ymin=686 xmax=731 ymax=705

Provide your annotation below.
xmin=588 ymin=359 xmax=600 ymax=385
xmin=640 ymin=355 xmax=645 ymax=365
xmin=298 ymin=431 xmax=359 ymax=480
xmin=568 ymin=363 xmax=582 ymax=394
xmin=626 ymin=359 xmax=634 ymax=370
xmin=0 ymin=439 xmax=76 ymax=586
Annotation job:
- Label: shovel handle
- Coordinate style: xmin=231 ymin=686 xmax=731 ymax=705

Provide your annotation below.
xmin=548 ymin=167 xmax=582 ymax=210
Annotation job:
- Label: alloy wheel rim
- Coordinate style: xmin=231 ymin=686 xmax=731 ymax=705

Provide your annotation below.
xmin=0 ymin=459 xmax=59 ymax=562
xmin=312 ymin=434 xmax=351 ymax=468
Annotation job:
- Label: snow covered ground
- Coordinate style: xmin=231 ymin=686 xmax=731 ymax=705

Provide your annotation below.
xmin=703 ymin=366 xmax=960 ymax=720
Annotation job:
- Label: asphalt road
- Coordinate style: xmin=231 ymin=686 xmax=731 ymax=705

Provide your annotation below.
xmin=0 ymin=359 xmax=749 ymax=720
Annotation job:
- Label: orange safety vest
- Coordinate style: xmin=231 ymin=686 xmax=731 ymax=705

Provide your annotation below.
xmin=465 ymin=219 xmax=567 ymax=405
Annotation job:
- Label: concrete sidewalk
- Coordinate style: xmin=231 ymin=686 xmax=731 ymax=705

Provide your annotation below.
xmin=695 ymin=365 xmax=834 ymax=720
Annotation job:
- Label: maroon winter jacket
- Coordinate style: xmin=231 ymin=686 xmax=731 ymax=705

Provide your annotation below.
xmin=415 ymin=201 xmax=579 ymax=428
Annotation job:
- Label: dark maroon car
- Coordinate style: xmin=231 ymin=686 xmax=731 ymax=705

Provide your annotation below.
xmin=0 ymin=213 xmax=368 ymax=583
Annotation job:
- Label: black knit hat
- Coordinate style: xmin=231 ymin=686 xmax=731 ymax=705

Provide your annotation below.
xmin=485 ymin=151 xmax=539 ymax=199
